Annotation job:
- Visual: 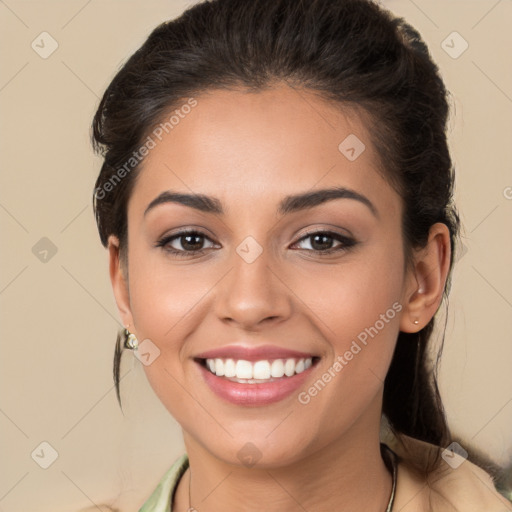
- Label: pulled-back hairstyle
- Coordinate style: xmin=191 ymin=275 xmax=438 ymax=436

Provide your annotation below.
xmin=92 ymin=0 xmax=464 ymax=474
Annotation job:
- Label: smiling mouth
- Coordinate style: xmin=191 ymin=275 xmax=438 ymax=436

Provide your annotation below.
xmin=195 ymin=356 xmax=321 ymax=384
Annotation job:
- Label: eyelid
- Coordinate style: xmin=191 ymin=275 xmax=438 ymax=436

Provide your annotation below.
xmin=295 ymin=226 xmax=354 ymax=241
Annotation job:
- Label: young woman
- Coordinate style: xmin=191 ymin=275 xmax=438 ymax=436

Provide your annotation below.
xmin=91 ymin=0 xmax=512 ymax=510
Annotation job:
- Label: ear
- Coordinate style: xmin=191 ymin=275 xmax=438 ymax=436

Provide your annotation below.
xmin=399 ymin=222 xmax=452 ymax=333
xmin=108 ymin=235 xmax=134 ymax=331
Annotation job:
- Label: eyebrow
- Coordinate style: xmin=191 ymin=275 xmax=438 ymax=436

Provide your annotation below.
xmin=144 ymin=186 xmax=378 ymax=218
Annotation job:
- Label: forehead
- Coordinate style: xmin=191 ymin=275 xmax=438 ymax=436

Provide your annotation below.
xmin=128 ymin=84 xmax=399 ymax=220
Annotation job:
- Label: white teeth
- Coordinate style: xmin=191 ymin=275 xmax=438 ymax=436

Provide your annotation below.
xmin=235 ymin=360 xmax=253 ymax=379
xmin=214 ymin=358 xmax=224 ymax=376
xmin=204 ymin=357 xmax=314 ymax=380
xmin=253 ymin=360 xmax=271 ymax=379
xmin=224 ymin=358 xmax=236 ymax=378
xmin=284 ymin=358 xmax=295 ymax=377
xmin=271 ymin=359 xmax=285 ymax=378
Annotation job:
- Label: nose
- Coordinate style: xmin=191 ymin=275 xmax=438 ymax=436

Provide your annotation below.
xmin=214 ymin=246 xmax=293 ymax=331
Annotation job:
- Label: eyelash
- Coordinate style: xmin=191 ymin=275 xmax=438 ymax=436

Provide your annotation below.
xmin=155 ymin=228 xmax=357 ymax=258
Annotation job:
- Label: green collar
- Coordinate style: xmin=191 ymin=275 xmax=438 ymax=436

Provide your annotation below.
xmin=138 ymin=454 xmax=189 ymax=512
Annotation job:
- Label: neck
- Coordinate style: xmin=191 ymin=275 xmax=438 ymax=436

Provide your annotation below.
xmin=175 ymin=398 xmax=392 ymax=512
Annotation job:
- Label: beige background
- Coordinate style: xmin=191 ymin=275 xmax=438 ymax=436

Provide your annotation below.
xmin=0 ymin=1 xmax=511 ymax=511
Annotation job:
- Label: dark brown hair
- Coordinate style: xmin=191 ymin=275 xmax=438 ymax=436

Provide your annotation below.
xmin=92 ymin=0 xmax=462 ymax=472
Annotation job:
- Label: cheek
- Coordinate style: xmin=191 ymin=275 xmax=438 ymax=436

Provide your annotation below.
xmin=291 ymin=242 xmax=404 ymax=410
xmin=125 ymin=252 xmax=212 ymax=423
xmin=127 ymin=242 xmax=216 ymax=342
xmin=294 ymin=239 xmax=404 ymax=346
xmin=125 ymin=247 xmax=223 ymax=406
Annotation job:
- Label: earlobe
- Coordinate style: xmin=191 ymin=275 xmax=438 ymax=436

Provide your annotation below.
xmin=108 ymin=235 xmax=134 ymax=330
xmin=399 ymin=223 xmax=451 ymax=333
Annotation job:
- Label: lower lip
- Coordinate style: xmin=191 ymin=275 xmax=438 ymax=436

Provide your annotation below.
xmin=197 ymin=361 xmax=316 ymax=406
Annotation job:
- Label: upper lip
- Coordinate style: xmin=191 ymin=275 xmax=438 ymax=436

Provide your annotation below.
xmin=194 ymin=344 xmax=319 ymax=362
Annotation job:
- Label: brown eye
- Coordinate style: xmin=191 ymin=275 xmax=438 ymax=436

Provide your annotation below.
xmin=293 ymin=230 xmax=356 ymax=255
xmin=176 ymin=233 xmax=205 ymax=251
xmin=156 ymin=230 xmax=216 ymax=257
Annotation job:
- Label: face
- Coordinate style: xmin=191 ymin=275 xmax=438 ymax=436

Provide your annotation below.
xmin=110 ymin=84 xmax=425 ymax=467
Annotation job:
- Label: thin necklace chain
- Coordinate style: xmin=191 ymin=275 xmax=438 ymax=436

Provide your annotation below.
xmin=187 ymin=446 xmax=397 ymax=512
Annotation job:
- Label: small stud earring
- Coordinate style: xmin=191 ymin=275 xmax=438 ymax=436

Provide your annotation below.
xmin=413 ymin=319 xmax=419 ymax=325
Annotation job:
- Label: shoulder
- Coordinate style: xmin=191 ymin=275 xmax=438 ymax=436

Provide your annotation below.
xmin=388 ymin=435 xmax=512 ymax=512
xmin=138 ymin=453 xmax=189 ymax=512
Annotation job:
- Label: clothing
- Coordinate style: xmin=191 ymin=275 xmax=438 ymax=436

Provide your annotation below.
xmin=138 ymin=440 xmax=512 ymax=512
xmin=138 ymin=454 xmax=189 ymax=512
